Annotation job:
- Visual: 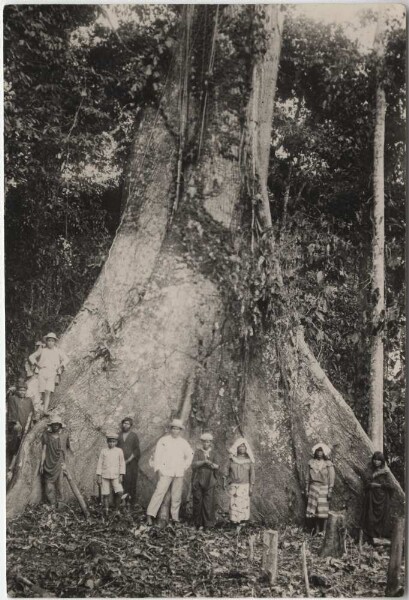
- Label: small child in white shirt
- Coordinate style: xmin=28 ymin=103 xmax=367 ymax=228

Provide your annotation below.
xmin=96 ymin=432 xmax=126 ymax=516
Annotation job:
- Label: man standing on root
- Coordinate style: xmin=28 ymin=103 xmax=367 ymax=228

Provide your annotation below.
xmin=146 ymin=418 xmax=193 ymax=525
xmin=29 ymin=332 xmax=68 ymax=417
xmin=40 ymin=415 xmax=71 ymax=508
xmin=117 ymin=417 xmax=141 ymax=509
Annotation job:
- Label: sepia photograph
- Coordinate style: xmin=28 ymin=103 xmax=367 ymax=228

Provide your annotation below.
xmin=4 ymin=2 xmax=406 ymax=597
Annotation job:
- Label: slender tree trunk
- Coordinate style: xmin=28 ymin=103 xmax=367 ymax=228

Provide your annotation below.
xmin=369 ymin=12 xmax=387 ymax=451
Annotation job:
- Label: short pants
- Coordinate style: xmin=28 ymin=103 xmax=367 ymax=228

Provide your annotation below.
xmin=101 ymin=477 xmax=123 ymax=496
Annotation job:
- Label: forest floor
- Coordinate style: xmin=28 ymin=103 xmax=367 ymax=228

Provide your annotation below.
xmin=6 ymin=500 xmax=403 ymax=598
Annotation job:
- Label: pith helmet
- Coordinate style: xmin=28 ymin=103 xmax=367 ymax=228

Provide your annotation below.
xmin=48 ymin=414 xmax=63 ymax=426
xmin=169 ymin=418 xmax=184 ymax=430
xmin=106 ymin=432 xmax=118 ymax=440
xmin=45 ymin=332 xmax=58 ymax=340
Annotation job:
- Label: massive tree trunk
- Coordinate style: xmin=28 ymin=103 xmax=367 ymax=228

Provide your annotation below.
xmin=7 ymin=5 xmax=404 ymax=527
xmin=368 ymin=11 xmax=387 ymax=452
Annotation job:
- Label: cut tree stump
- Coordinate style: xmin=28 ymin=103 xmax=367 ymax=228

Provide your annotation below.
xmin=301 ymin=541 xmax=311 ymax=597
xmin=385 ymin=517 xmax=405 ymax=597
xmin=262 ymin=530 xmax=278 ymax=585
xmin=320 ymin=512 xmax=346 ymax=558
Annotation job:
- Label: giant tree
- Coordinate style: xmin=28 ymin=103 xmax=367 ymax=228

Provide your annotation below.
xmin=7 ymin=5 xmax=404 ymax=526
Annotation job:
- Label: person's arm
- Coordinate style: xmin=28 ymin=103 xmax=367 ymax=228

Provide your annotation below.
xmin=40 ymin=441 xmax=47 ymax=474
xmin=29 ymin=348 xmax=42 ymax=366
xmin=328 ymin=462 xmax=335 ymax=498
xmin=57 ymin=349 xmax=69 ymax=374
xmin=133 ymin=433 xmax=141 ymax=463
xmin=380 ymin=472 xmax=395 ymax=491
xmin=184 ymin=442 xmax=194 ymax=470
xmin=249 ymin=463 xmax=255 ymax=495
xmin=119 ymin=449 xmax=126 ymax=483
xmin=153 ymin=439 xmax=165 ymax=473
xmin=191 ymin=450 xmax=207 ymax=470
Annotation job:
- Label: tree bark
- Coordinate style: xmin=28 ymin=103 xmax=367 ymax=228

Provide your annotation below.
xmin=385 ymin=517 xmax=405 ymax=596
xmin=369 ymin=10 xmax=387 ymax=452
xmin=7 ymin=6 xmax=404 ymax=529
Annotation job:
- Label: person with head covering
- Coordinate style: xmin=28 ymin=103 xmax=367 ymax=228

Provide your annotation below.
xmin=361 ymin=451 xmax=395 ymax=542
xmin=146 ymin=418 xmax=193 ymax=526
xmin=225 ymin=437 xmax=255 ymax=525
xmin=25 ymin=341 xmax=44 ymax=414
xmin=191 ymin=432 xmax=220 ymax=529
xmin=28 ymin=332 xmax=68 ymax=416
xmin=6 ymin=378 xmax=35 ymax=468
xmin=305 ymin=443 xmax=335 ymax=534
xmin=40 ymin=415 xmax=71 ymax=507
xmin=96 ymin=432 xmax=126 ymax=517
xmin=117 ymin=417 xmax=141 ymax=509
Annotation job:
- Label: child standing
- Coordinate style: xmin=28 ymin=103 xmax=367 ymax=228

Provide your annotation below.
xmin=225 ymin=437 xmax=255 ymax=525
xmin=191 ymin=432 xmax=219 ymax=529
xmin=96 ymin=432 xmax=126 ymax=517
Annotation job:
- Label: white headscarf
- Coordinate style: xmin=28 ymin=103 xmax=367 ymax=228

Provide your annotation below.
xmin=311 ymin=442 xmax=331 ymax=459
xmin=228 ymin=437 xmax=255 ymax=464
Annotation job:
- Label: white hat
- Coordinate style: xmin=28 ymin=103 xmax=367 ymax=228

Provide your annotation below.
xmin=200 ymin=432 xmax=213 ymax=441
xmin=228 ymin=437 xmax=255 ymax=463
xmin=35 ymin=341 xmax=43 ymax=347
xmin=312 ymin=442 xmax=331 ymax=458
xmin=169 ymin=418 xmax=184 ymax=430
xmin=106 ymin=432 xmax=118 ymax=439
xmin=48 ymin=414 xmax=63 ymax=426
xmin=45 ymin=332 xmax=58 ymax=340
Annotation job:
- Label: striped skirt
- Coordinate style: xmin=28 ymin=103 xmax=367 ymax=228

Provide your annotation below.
xmin=306 ymin=483 xmax=329 ymax=519
xmin=229 ymin=483 xmax=250 ymax=522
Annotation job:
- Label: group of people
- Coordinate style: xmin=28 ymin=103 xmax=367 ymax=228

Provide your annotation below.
xmin=6 ymin=332 xmax=68 ymax=479
xmin=6 ymin=335 xmax=395 ymax=540
xmin=97 ymin=417 xmax=255 ymax=527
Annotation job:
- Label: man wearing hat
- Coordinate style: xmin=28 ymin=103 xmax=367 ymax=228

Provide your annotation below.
xmin=6 ymin=378 xmax=35 ymax=467
xmin=25 ymin=341 xmax=44 ymax=414
xmin=29 ymin=332 xmax=68 ymax=416
xmin=146 ymin=418 xmax=193 ymax=525
xmin=40 ymin=415 xmax=71 ymax=507
xmin=96 ymin=432 xmax=126 ymax=516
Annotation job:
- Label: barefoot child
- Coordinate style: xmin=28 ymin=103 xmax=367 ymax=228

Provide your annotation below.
xmin=192 ymin=432 xmax=219 ymax=528
xmin=96 ymin=432 xmax=126 ymax=517
xmin=226 ymin=437 xmax=255 ymax=525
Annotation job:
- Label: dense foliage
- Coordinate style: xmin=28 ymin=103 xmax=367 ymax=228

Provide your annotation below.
xmin=4 ymin=6 xmax=405 ymax=481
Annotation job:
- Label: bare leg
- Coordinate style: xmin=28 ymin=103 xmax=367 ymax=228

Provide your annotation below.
xmin=43 ymin=391 xmax=51 ymax=415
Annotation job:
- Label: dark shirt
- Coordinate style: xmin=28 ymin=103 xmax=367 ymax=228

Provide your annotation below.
xmin=7 ymin=394 xmax=34 ymax=429
xmin=117 ymin=431 xmax=141 ymax=463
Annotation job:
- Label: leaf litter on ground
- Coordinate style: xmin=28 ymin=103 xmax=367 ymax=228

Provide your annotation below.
xmin=6 ymin=500 xmax=404 ymax=597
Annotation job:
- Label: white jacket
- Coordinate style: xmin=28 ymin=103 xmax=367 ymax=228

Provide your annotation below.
xmin=153 ymin=435 xmax=193 ymax=477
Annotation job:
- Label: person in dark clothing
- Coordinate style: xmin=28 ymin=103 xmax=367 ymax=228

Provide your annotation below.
xmin=7 ymin=378 xmax=35 ymax=467
xmin=191 ymin=432 xmax=219 ymax=529
xmin=40 ymin=415 xmax=71 ymax=507
xmin=117 ymin=417 xmax=141 ymax=508
xmin=361 ymin=451 xmax=395 ymax=541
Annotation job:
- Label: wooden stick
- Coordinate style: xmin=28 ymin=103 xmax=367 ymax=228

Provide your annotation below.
xmin=7 ymin=413 xmax=33 ymax=488
xmin=358 ymin=528 xmax=363 ymax=566
xmin=63 ymin=468 xmax=89 ymax=518
xmin=301 ymin=541 xmax=310 ymax=597
xmin=248 ymin=533 xmax=255 ymax=561
xmin=385 ymin=517 xmax=405 ymax=596
xmin=262 ymin=530 xmax=278 ymax=585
